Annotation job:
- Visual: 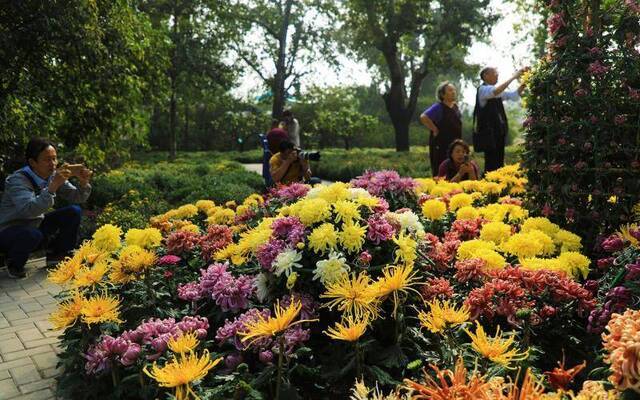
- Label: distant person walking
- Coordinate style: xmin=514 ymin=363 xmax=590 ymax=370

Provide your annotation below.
xmin=282 ymin=110 xmax=301 ymax=148
xmin=473 ymin=66 xmax=528 ymax=173
xmin=420 ymin=82 xmax=462 ymax=177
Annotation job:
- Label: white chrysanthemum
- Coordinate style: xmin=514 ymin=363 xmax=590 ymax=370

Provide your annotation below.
xmin=305 ymin=186 xmax=323 ymax=199
xmin=348 ymin=188 xmax=373 ymax=200
xmin=255 ymin=273 xmax=270 ymax=303
xmin=388 ymin=211 xmax=425 ymax=235
xmin=313 ymin=252 xmax=350 ymax=285
xmin=272 ymin=249 xmax=302 ymax=277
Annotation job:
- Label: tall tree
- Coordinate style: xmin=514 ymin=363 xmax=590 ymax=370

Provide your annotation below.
xmin=338 ymin=0 xmax=496 ymax=151
xmin=230 ymin=0 xmax=335 ymax=119
xmin=140 ymin=0 xmax=236 ymax=159
xmin=0 ymin=0 xmax=167 ymax=174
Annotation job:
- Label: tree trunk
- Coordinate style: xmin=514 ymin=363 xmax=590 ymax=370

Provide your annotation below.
xmin=383 ymin=90 xmax=411 ymax=152
xmin=183 ymin=102 xmax=189 ymax=150
xmin=272 ymin=0 xmax=294 ymax=119
xmin=168 ymin=8 xmax=179 ymax=161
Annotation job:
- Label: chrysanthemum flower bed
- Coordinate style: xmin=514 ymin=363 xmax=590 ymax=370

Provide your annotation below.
xmin=49 ymin=165 xmax=640 ymax=399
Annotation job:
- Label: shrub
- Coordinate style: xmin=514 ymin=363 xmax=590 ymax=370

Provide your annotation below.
xmin=523 ymin=0 xmax=640 ymax=250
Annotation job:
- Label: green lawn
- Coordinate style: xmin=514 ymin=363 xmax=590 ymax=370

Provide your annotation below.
xmin=182 ymin=145 xmax=523 ymax=181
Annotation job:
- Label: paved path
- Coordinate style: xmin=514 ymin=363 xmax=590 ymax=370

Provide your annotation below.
xmin=0 ymin=260 xmax=61 ymax=400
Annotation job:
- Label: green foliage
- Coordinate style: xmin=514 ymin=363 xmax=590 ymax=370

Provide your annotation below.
xmin=0 ymin=0 xmax=168 ymax=173
xmin=89 ymin=156 xmax=264 ymax=229
xmin=523 ymin=0 xmax=640 ymax=249
xmin=335 ymin=0 xmax=497 ymax=150
xmin=312 ymin=146 xmax=523 ymax=181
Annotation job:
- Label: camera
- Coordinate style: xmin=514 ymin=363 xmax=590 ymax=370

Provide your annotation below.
xmin=295 ymin=148 xmax=321 ymax=162
xmin=463 ymin=154 xmax=470 ymax=163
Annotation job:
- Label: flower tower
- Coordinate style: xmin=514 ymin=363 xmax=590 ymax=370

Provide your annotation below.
xmin=523 ymin=0 xmax=640 ymax=249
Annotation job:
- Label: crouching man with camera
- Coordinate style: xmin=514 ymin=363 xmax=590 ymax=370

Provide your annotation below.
xmin=269 ymin=141 xmax=314 ymax=185
xmin=0 ymin=137 xmax=92 ymax=278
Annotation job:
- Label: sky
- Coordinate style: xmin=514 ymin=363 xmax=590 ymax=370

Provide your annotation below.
xmin=235 ymin=0 xmax=541 ymax=112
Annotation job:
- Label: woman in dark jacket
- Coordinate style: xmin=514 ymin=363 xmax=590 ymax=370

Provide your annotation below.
xmin=420 ymin=82 xmax=463 ymax=177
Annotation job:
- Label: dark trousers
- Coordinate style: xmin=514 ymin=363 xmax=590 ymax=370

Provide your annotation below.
xmin=484 ymin=141 xmax=506 ymax=173
xmin=0 ymin=205 xmax=82 ymax=270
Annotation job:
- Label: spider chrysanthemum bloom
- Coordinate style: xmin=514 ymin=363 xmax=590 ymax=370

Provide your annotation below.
xmin=321 ymin=272 xmax=380 ymax=319
xmin=392 ymin=233 xmax=417 ymax=267
xmin=144 ymin=350 xmax=222 ymax=400
xmin=418 ymin=300 xmax=470 ymax=334
xmin=47 ymin=255 xmax=82 ymax=285
xmin=239 ymin=300 xmax=317 ymax=346
xmin=49 ymin=291 xmax=86 ymax=330
xmin=464 ymin=322 xmax=529 ymax=368
xmin=80 ymin=292 xmax=123 ymax=326
xmin=404 ymin=357 xmax=493 ymax=400
xmin=168 ymin=332 xmax=200 ymax=354
xmin=72 ymin=262 xmax=110 ymax=288
xmin=324 ymin=314 xmax=369 ymax=342
xmin=369 ymin=264 xmax=421 ymax=318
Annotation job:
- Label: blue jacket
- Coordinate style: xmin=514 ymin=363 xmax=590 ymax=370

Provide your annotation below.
xmin=0 ymin=169 xmax=91 ymax=232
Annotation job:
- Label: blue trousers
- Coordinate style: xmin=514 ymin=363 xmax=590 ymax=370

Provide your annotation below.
xmin=0 ymin=205 xmax=82 ymax=270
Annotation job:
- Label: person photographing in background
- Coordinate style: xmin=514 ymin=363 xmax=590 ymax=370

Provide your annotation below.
xmin=473 ymin=66 xmax=528 ymax=173
xmin=437 ymin=139 xmax=479 ymax=182
xmin=0 ymin=137 xmax=92 ymax=278
xmin=269 ymin=141 xmax=312 ymax=185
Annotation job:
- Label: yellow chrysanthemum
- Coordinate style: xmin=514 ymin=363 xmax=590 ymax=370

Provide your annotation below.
xmin=240 ymin=300 xmax=318 ymax=346
xmin=80 ymin=292 xmax=122 ymax=326
xmin=333 ymin=200 xmax=361 ymax=223
xmin=449 ymin=193 xmax=473 ymax=211
xmin=414 ymin=178 xmax=436 ymax=195
xmin=289 ymin=198 xmax=331 ymax=225
xmin=527 ymin=229 xmax=556 ymax=256
xmin=521 ymin=217 xmax=560 ymax=236
xmin=464 ymin=322 xmax=529 ymax=368
xmin=92 ymin=224 xmax=122 ymax=252
xmin=557 ymin=251 xmax=591 ymax=279
xmin=206 ymin=208 xmax=235 ymax=225
xmin=109 ymin=245 xmax=157 ymax=284
xmin=48 ymin=255 xmax=82 ymax=285
xmin=479 ymin=221 xmax=512 ymax=245
xmin=324 ymin=314 xmax=369 ymax=342
xmin=242 ymin=193 xmax=264 ymax=208
xmin=321 ymin=272 xmax=380 ymax=319
xmin=473 ymin=248 xmax=507 ymax=270
xmin=177 ymin=223 xmax=200 ymax=234
xmin=370 ymin=264 xmax=420 ymax=318
xmin=308 ymin=223 xmax=339 ymax=254
xmin=124 ymin=228 xmax=162 ymax=249
xmin=175 ymin=204 xmax=199 ymax=219
xmin=144 ymin=350 xmax=222 ymax=400
xmin=457 ymin=240 xmax=496 ymax=260
xmin=339 ymin=222 xmax=367 ymax=253
xmin=617 ymin=224 xmax=640 ymax=247
xmin=168 ymin=332 xmax=200 ymax=354
xmin=353 ymin=196 xmax=380 ymax=210
xmin=195 ymin=200 xmax=215 ymax=212
xmin=421 ymin=199 xmax=447 ymax=220
xmin=49 ymin=291 xmax=86 ymax=330
xmin=553 ymin=229 xmax=583 ymax=252
xmin=418 ymin=300 xmax=470 ymax=334
xmin=314 ymin=182 xmax=351 ymax=203
xmin=456 ymin=206 xmax=480 ymax=221
xmin=393 ymin=233 xmax=418 ymax=267
xmin=500 ymin=232 xmax=545 ymax=259
xmin=72 ymin=262 xmax=110 ymax=288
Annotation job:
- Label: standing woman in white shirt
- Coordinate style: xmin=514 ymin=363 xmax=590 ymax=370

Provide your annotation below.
xmin=472 ymin=67 xmax=528 ymax=173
